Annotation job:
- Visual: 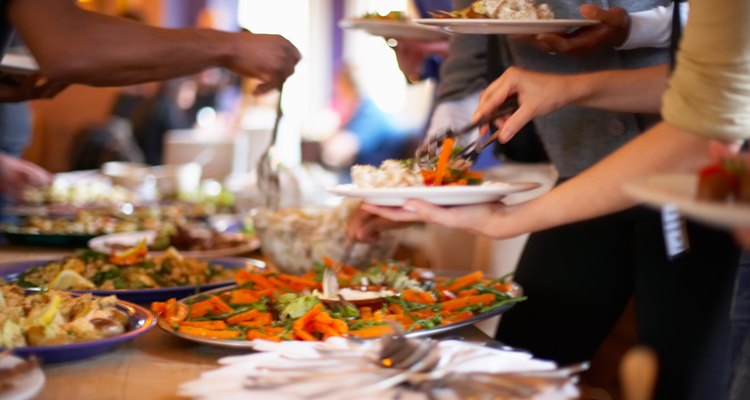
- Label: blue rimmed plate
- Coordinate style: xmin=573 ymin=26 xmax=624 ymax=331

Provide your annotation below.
xmin=6 ymin=298 xmax=155 ymax=364
xmin=0 ymin=257 xmax=265 ymax=304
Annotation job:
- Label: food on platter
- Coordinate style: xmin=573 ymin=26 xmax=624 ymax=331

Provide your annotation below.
xmin=252 ymin=201 xmax=399 ymax=274
xmin=21 ymin=179 xmax=135 ymax=208
xmin=351 ymin=139 xmax=484 ymax=188
xmin=360 ymin=11 xmax=407 ymax=21
xmin=152 ymin=259 xmax=524 ymax=341
xmin=431 ymin=0 xmax=554 ymax=20
xmin=0 ymin=286 xmax=127 ymax=348
xmin=696 ymin=157 xmax=750 ymax=203
xmin=101 ymin=225 xmax=253 ymax=253
xmin=12 ymin=245 xmax=236 ymax=291
xmin=2 ymin=203 xmax=245 ymax=239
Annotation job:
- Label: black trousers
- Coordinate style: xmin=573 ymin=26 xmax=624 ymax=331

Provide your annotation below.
xmin=496 ymin=207 xmax=740 ymax=400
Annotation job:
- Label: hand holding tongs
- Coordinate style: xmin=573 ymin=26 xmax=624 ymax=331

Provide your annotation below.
xmin=416 ymin=94 xmax=519 ymax=165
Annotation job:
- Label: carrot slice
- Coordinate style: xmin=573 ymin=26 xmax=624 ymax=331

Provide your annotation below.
xmin=441 ymin=293 xmax=496 ymax=312
xmin=438 ymin=271 xmax=484 ymax=293
xmin=434 ymin=137 xmax=455 ymax=186
xmin=226 ymin=308 xmax=260 ymax=325
xmin=178 ymin=320 xmax=228 ymax=330
xmin=348 ymin=325 xmax=393 ymax=339
xmin=178 ymin=326 xmax=241 ymax=339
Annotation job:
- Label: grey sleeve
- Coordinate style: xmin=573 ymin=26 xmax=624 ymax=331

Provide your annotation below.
xmin=436 ymin=0 xmax=491 ymax=103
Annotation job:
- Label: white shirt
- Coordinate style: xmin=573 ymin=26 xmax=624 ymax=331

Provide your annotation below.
xmin=618 ymin=2 xmax=689 ymax=50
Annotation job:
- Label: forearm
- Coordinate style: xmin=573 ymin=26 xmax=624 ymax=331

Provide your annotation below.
xmin=8 ymin=0 xmax=234 ymax=86
xmin=567 ymin=64 xmax=668 ymax=114
xmin=489 ymin=122 xmax=710 ymax=237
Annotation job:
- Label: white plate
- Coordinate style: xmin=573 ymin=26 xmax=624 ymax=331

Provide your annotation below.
xmin=339 ymin=18 xmax=450 ymax=41
xmin=624 ymin=174 xmax=750 ymax=229
xmin=327 ymin=182 xmax=541 ymax=206
xmin=414 ymin=18 xmax=599 ymax=35
xmin=88 ymin=231 xmax=260 ymax=258
xmin=0 ymin=355 xmax=45 ymax=400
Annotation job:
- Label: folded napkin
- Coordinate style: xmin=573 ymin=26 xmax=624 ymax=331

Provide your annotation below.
xmin=179 ymin=338 xmax=579 ymax=400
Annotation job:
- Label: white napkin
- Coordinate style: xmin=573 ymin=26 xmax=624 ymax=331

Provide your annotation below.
xmin=179 ymin=338 xmax=579 ymax=400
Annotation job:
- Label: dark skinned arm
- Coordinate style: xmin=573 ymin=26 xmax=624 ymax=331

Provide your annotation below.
xmin=7 ymin=0 xmax=300 ymax=93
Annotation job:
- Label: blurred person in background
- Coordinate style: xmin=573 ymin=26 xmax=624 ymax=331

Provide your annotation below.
xmin=322 ymin=65 xmax=411 ymax=183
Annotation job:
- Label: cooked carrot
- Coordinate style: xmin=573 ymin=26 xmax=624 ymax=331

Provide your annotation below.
xmin=151 ymin=301 xmax=165 ymax=314
xmin=465 ymin=171 xmax=484 ymax=180
xmin=294 ymin=330 xmax=318 ymax=341
xmin=349 ymin=325 xmax=393 ymax=339
xmin=492 ymin=282 xmax=514 ymax=293
xmin=229 ymin=289 xmax=260 ymax=304
xmin=178 ymin=320 xmax=228 ymax=330
xmin=226 ymin=308 xmax=259 ymax=325
xmin=245 ymin=273 xmax=277 ymax=290
xmin=314 ymin=312 xmax=334 ymax=325
xmin=313 ymin=321 xmax=341 ymax=338
xmin=189 ymin=299 xmax=215 ymax=318
xmin=267 ymin=276 xmax=295 ymax=292
xmin=439 ymin=271 xmax=484 ymax=293
xmin=458 ymin=288 xmax=479 ymax=298
xmin=178 ymin=326 xmax=241 ymax=339
xmin=330 ymin=318 xmax=349 ymax=334
xmin=292 ymin=303 xmax=323 ymax=332
xmin=234 ymin=270 xmax=255 ymax=285
xmin=209 ymin=296 xmax=234 ymax=314
xmin=237 ymin=314 xmax=272 ymax=328
xmin=434 ymin=137 xmax=455 ymax=186
xmin=277 ymin=274 xmax=320 ymax=289
xmin=402 ymin=289 xmax=425 ymax=303
xmin=441 ymin=293 xmax=496 ymax=312
xmin=443 ymin=310 xmax=474 ymax=324
xmin=360 ymin=306 xmax=373 ymax=319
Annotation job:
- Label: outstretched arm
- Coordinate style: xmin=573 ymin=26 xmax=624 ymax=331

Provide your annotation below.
xmin=473 ymin=64 xmax=668 ymax=142
xmin=7 ymin=0 xmax=300 ymax=93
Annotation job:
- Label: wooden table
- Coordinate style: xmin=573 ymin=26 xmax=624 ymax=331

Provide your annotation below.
xmin=0 ymin=245 xmax=492 ymax=400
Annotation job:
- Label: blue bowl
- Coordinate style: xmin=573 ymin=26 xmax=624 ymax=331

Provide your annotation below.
xmin=0 ymin=257 xmax=265 ymax=304
xmin=7 ymin=299 xmax=155 ymax=364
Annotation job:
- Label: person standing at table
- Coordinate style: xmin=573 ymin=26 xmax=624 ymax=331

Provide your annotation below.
xmin=354 ymin=1 xmax=740 ymax=399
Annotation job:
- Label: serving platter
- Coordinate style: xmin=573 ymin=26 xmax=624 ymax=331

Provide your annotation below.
xmin=339 ymin=18 xmax=449 ymax=41
xmin=88 ymin=231 xmax=260 ymax=258
xmin=414 ymin=18 xmax=599 ymax=35
xmin=0 ymin=257 xmax=265 ymax=304
xmin=328 ymin=181 xmax=541 ymax=206
xmin=155 ymin=268 xmax=524 ymax=349
xmin=6 ymin=298 xmax=155 ymax=364
xmin=624 ymin=173 xmax=750 ymax=228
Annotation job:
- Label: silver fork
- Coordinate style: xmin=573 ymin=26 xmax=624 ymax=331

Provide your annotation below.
xmin=322 ymin=240 xmax=354 ymax=298
xmin=256 ymin=88 xmax=284 ymax=210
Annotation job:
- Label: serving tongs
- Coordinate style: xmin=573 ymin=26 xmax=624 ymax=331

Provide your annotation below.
xmin=416 ymin=94 xmax=518 ymax=167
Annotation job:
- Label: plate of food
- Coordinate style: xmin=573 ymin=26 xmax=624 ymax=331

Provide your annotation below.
xmin=0 ymin=352 xmax=44 ymax=400
xmin=0 ymin=286 xmax=155 ymax=364
xmin=624 ymin=171 xmax=750 ymax=229
xmin=328 ymin=159 xmax=540 ymax=206
xmin=152 ymin=259 xmax=524 ymax=348
xmin=339 ymin=11 xmax=449 ymax=41
xmin=87 ymin=226 xmax=259 ymax=259
xmin=415 ymin=0 xmax=598 ymax=35
xmin=0 ymin=246 xmax=265 ymax=304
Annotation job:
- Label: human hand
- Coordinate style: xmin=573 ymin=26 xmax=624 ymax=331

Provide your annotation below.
xmin=472 ymin=66 xmax=576 ymax=142
xmin=0 ymin=154 xmax=52 ymax=195
xmin=345 ymin=205 xmax=412 ymax=243
xmin=227 ymin=32 xmax=301 ymax=95
xmin=360 ymin=199 xmax=509 ymax=238
xmin=391 ymin=38 xmax=450 ymax=82
xmin=0 ymin=73 xmax=68 ymax=102
xmin=511 ymin=5 xmax=630 ymax=55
